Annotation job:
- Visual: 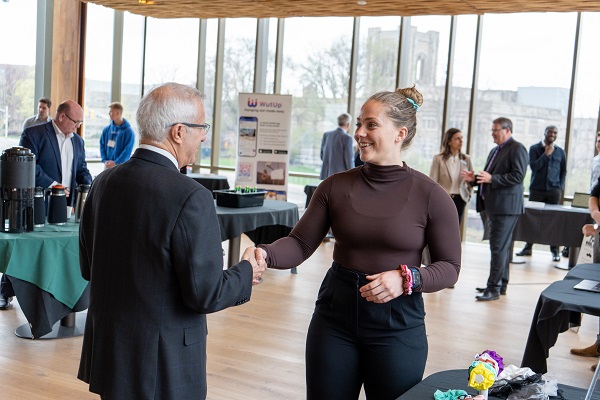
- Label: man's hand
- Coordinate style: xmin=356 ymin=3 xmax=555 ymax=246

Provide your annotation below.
xmin=476 ymin=170 xmax=492 ymax=184
xmin=104 ymin=160 xmax=116 ymax=168
xmin=241 ymin=246 xmax=266 ymax=285
xmin=544 ymin=143 xmax=555 ymax=156
xmin=359 ymin=270 xmax=404 ymax=303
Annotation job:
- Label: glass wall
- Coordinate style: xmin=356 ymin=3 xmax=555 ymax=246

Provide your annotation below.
xmin=466 ymin=12 xmax=578 ymax=241
xmin=199 ymin=19 xmax=219 ymax=167
xmin=120 ymin=12 xmax=145 ymax=142
xmin=18 ymin=5 xmax=600 ymax=218
xmin=354 ymin=17 xmax=401 ymax=120
xmin=401 ymin=16 xmax=452 ymax=174
xmin=446 ymin=15 xmax=478 ymax=144
xmin=218 ymin=18 xmax=257 ymax=168
xmin=281 ymin=17 xmax=354 ymax=176
xmin=0 ymin=0 xmax=38 ymax=148
xmin=565 ymin=12 xmax=600 ymax=197
xmin=83 ymin=3 xmax=115 ymax=165
xmin=144 ymin=18 xmax=200 ymax=90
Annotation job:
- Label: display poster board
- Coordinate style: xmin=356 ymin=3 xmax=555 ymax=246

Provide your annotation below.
xmin=235 ymin=93 xmax=293 ymax=200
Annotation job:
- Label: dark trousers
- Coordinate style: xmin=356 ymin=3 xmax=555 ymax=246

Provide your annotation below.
xmin=487 ymin=214 xmax=520 ymax=290
xmin=450 ymin=194 xmax=467 ymax=224
xmin=0 ymin=274 xmax=14 ymax=298
xmin=523 ymin=189 xmax=562 ymax=254
xmin=306 ymin=263 xmax=427 ymax=400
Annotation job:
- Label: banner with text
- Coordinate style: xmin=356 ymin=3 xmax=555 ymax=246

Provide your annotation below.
xmin=235 ymin=93 xmax=293 ymax=200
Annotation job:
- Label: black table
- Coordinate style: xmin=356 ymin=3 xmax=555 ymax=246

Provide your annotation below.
xmin=216 ymin=199 xmax=299 ymax=270
xmin=0 ymin=222 xmax=89 ymax=339
xmin=513 ymin=204 xmax=593 ymax=268
xmin=522 ymin=276 xmax=600 ymax=374
xmin=565 ymin=263 xmax=600 ymax=281
xmin=188 ymin=173 xmax=230 ymax=195
xmin=396 ymin=369 xmax=600 ymax=399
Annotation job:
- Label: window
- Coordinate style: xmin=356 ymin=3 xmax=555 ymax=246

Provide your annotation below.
xmin=565 ymin=12 xmax=600 ymax=196
xmin=120 ymin=12 xmax=145 ymax=145
xmin=218 ymin=18 xmax=257 ymax=168
xmin=83 ymin=3 xmax=115 ymax=173
xmin=0 ymin=0 xmax=38 ymax=148
xmin=281 ymin=17 xmax=354 ymax=176
xmin=401 ymin=16 xmax=452 ymax=174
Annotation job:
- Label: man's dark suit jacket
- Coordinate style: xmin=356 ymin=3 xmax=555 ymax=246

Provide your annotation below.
xmin=19 ymin=121 xmax=92 ymax=206
xmin=320 ymin=127 xmax=354 ymax=179
xmin=77 ymin=148 xmax=253 ymax=399
xmin=476 ymin=137 xmax=529 ymax=215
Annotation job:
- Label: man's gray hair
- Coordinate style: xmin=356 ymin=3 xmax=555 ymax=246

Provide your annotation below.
xmin=338 ymin=113 xmax=352 ymax=127
xmin=136 ymin=82 xmax=206 ymax=142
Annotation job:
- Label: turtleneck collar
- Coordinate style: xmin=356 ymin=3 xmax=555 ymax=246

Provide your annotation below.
xmin=361 ymin=162 xmax=411 ymax=183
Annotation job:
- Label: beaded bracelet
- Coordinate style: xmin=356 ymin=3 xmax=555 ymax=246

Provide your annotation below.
xmin=398 ymin=264 xmax=413 ymax=296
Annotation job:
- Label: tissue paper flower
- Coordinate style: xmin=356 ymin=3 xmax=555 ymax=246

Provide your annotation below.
xmin=468 ymin=362 xmax=496 ymax=390
xmin=481 ymin=349 xmax=504 ymax=374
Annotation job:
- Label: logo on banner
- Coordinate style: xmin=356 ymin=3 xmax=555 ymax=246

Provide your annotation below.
xmin=247 ymin=98 xmax=258 ymax=107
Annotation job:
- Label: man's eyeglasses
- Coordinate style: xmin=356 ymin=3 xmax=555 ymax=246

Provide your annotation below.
xmin=491 ymin=128 xmax=506 ymax=133
xmin=64 ymin=113 xmax=83 ymax=126
xmin=168 ymin=122 xmax=211 ymax=134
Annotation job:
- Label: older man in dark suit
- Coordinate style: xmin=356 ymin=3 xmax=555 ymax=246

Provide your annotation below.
xmin=77 ymin=83 xmax=266 ymax=399
xmin=462 ymin=117 xmax=528 ymax=301
xmin=0 ymin=99 xmax=92 ymax=311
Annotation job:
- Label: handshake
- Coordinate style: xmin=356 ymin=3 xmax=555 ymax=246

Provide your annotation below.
xmin=240 ymin=247 xmax=269 ymax=285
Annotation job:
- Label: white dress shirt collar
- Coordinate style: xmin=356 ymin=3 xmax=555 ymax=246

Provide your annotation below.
xmin=138 ymin=144 xmax=179 ymax=169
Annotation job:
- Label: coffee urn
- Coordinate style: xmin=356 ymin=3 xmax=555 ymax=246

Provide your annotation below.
xmin=47 ymin=185 xmax=68 ymax=225
xmin=0 ymin=147 xmax=35 ymax=233
xmin=74 ymin=184 xmax=90 ymax=223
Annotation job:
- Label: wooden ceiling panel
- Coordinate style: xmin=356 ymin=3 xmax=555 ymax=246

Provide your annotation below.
xmin=84 ymin=0 xmax=600 ymax=19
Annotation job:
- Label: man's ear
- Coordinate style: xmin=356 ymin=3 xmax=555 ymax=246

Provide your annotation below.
xmin=169 ymin=124 xmax=185 ymax=144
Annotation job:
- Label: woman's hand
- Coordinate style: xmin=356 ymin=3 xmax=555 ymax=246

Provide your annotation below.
xmin=460 ymin=169 xmax=475 ymax=182
xmin=359 ymin=270 xmax=404 ymax=303
xmin=582 ymin=223 xmax=598 ymax=237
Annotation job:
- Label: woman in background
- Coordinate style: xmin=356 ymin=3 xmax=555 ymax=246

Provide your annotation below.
xmin=256 ymin=86 xmax=461 ymax=399
xmin=429 ymin=128 xmax=473 ymax=224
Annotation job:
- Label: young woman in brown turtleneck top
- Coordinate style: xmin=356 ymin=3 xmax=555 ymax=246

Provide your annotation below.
xmin=257 ymin=87 xmax=462 ymax=399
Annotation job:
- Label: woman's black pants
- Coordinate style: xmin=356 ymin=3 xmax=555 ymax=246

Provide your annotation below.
xmin=305 ymin=263 xmax=427 ymax=400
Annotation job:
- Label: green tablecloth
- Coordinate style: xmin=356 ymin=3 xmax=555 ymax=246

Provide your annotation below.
xmin=0 ymin=222 xmax=86 ymax=309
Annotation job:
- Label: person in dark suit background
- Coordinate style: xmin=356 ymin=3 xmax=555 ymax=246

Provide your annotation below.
xmin=462 ymin=117 xmax=528 ymax=301
xmin=320 ymin=112 xmax=354 ymax=179
xmin=0 ymin=99 xmax=92 ymax=311
xmin=77 ymin=82 xmax=266 ymax=399
xmin=20 ymin=99 xmax=92 ymax=206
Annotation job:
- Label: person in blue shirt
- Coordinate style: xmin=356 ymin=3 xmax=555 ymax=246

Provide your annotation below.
xmin=100 ymin=102 xmax=135 ymax=168
xmin=516 ymin=125 xmax=567 ymax=261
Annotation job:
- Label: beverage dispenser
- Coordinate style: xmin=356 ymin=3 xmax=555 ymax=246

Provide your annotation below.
xmin=0 ymin=147 xmax=35 ymax=233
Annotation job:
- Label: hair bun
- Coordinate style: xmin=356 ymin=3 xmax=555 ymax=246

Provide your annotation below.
xmin=396 ymin=85 xmax=423 ymax=107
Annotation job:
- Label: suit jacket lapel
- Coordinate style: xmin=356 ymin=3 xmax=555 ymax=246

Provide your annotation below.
xmin=46 ymin=123 xmax=62 ymax=177
xmin=443 ymin=158 xmax=453 ymax=183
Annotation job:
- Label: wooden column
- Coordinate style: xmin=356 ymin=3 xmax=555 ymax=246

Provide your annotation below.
xmin=50 ymin=0 xmax=84 ymax=112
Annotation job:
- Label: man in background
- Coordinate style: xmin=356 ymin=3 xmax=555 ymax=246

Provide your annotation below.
xmin=320 ymin=113 xmax=354 ymax=179
xmin=22 ymin=97 xmax=52 ymax=130
xmin=462 ymin=117 xmax=528 ymax=301
xmin=516 ymin=125 xmax=566 ymax=261
xmin=78 ymin=82 xmax=265 ymax=399
xmin=99 ymin=102 xmax=135 ymax=168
